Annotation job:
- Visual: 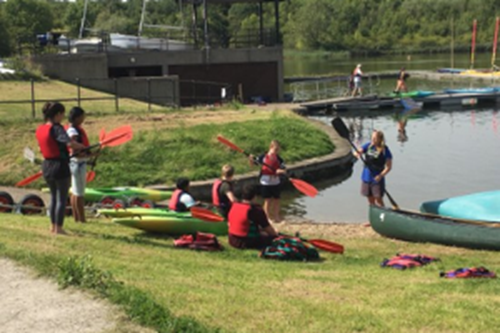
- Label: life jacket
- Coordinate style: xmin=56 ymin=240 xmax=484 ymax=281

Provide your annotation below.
xmin=364 ymin=145 xmax=387 ymax=172
xmin=260 ymin=236 xmax=320 ymax=261
xmin=174 ymin=232 xmax=223 ymax=251
xmin=381 ymin=253 xmax=439 ymax=270
xmin=228 ymin=202 xmax=259 ymax=238
xmin=65 ymin=125 xmax=90 ymax=147
xmin=212 ymin=179 xmax=232 ymax=206
xmin=441 ymin=267 xmax=496 ymax=279
xmin=36 ymin=123 xmax=68 ymax=159
xmin=65 ymin=125 xmax=90 ymax=156
xmin=168 ymin=189 xmax=188 ymax=212
xmin=260 ymin=153 xmax=280 ymax=176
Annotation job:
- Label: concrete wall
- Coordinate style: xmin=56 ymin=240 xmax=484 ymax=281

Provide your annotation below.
xmin=33 ymin=47 xmax=284 ymax=105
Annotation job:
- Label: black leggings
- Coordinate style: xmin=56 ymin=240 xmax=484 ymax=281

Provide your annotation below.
xmin=46 ymin=177 xmax=70 ymax=226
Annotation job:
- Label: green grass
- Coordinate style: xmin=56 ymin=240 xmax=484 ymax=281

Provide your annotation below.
xmin=0 ymin=112 xmax=334 ymax=187
xmin=2 ymin=214 xmax=500 ymax=333
xmin=0 ymin=79 xmax=175 ymax=120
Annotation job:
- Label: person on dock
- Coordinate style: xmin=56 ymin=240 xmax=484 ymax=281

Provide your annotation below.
xmin=212 ymin=164 xmax=238 ymax=218
xmin=355 ymin=130 xmax=392 ymax=207
xmin=394 ymin=67 xmax=409 ymax=94
xmin=249 ymin=140 xmax=286 ymax=223
xmin=36 ymin=102 xmax=86 ymax=235
xmin=66 ymin=107 xmax=92 ymax=223
xmin=169 ymin=177 xmax=199 ymax=212
xmin=227 ymin=184 xmax=278 ymax=250
xmin=352 ymin=64 xmax=363 ymax=97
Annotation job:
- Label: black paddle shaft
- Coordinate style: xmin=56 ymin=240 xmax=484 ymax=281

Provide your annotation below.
xmin=331 ymin=117 xmax=399 ymax=209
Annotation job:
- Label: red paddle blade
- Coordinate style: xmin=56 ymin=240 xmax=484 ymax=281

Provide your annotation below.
xmin=16 ymin=171 xmax=43 ymax=187
xmin=217 ymin=135 xmax=245 ymax=154
xmin=308 ymin=239 xmax=344 ymax=254
xmin=190 ymin=206 xmax=225 ymax=222
xmin=289 ymin=178 xmax=318 ymax=198
xmin=86 ymin=171 xmax=96 ymax=183
xmin=100 ymin=126 xmax=133 ymax=148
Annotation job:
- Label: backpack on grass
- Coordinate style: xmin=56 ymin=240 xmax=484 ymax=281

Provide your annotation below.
xmin=174 ymin=232 xmax=223 ymax=251
xmin=260 ymin=236 xmax=320 ymax=261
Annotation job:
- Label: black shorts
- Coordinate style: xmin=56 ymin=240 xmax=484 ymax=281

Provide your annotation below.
xmin=261 ymin=184 xmax=281 ymax=199
xmin=229 ymin=234 xmax=276 ymax=250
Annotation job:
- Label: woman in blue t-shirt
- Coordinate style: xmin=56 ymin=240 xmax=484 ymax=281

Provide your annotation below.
xmin=355 ymin=130 xmax=392 ymax=206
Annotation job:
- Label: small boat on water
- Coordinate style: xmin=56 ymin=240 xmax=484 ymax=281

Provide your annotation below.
xmin=369 ymin=205 xmax=500 ymax=251
xmin=420 ymin=190 xmax=500 ymax=222
xmin=388 ymin=90 xmax=435 ymax=98
xmin=437 ymin=68 xmax=467 ymax=74
xmin=444 ymin=87 xmax=498 ymax=94
xmin=109 ymin=33 xmax=193 ymax=51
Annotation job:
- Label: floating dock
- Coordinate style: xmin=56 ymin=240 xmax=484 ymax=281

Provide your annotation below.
xmin=299 ymin=91 xmax=500 ymax=114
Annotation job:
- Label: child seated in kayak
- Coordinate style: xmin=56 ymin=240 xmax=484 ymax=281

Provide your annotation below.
xmin=212 ymin=164 xmax=237 ymax=218
xmin=169 ymin=177 xmax=199 ymax=212
xmin=227 ymin=184 xmax=278 ymax=250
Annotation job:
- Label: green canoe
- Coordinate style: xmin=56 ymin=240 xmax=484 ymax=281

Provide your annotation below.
xmin=112 ymin=215 xmax=228 ymax=235
xmin=98 ymin=207 xmax=190 ymax=218
xmin=369 ymin=205 xmax=500 ymax=251
xmin=388 ymin=90 xmax=435 ymax=98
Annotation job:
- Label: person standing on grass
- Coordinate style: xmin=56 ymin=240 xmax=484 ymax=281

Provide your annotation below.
xmin=212 ymin=164 xmax=237 ymax=218
xmin=36 ymin=102 xmax=85 ymax=235
xmin=355 ymin=130 xmax=392 ymax=207
xmin=227 ymin=184 xmax=278 ymax=250
xmin=249 ymin=140 xmax=286 ymax=223
xmin=66 ymin=106 xmax=92 ymax=223
xmin=351 ymin=64 xmax=363 ymax=97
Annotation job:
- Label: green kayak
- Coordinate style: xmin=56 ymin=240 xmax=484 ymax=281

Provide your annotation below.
xmin=42 ymin=187 xmax=172 ymax=204
xmin=112 ymin=215 xmax=228 ymax=235
xmin=388 ymin=90 xmax=435 ymax=98
xmin=99 ymin=207 xmax=190 ymax=218
xmin=370 ymin=205 xmax=500 ymax=251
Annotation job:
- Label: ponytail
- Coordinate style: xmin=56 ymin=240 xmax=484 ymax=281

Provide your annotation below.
xmin=42 ymin=102 xmax=65 ymax=122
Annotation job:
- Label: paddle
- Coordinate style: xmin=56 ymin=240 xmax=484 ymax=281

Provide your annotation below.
xmin=86 ymin=128 xmax=106 ymax=183
xmin=16 ymin=125 xmax=133 ymax=187
xmin=216 ymin=135 xmax=318 ymax=198
xmin=190 ymin=206 xmax=225 ymax=222
xmin=331 ymin=117 xmax=399 ymax=210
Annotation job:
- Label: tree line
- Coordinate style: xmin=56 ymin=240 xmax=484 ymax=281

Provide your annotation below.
xmin=1 ymin=0 xmax=500 ymax=57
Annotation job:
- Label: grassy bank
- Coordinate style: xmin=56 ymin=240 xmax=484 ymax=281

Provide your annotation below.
xmin=0 ymin=108 xmax=334 ymax=187
xmin=1 ymin=214 xmax=500 ymax=333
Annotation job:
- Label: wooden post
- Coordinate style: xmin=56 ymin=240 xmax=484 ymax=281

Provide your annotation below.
xmin=238 ymin=83 xmax=243 ymax=102
xmin=147 ymin=78 xmax=151 ymax=112
xmin=114 ymin=79 xmax=119 ymax=112
xmin=450 ymin=16 xmax=455 ymax=69
xmin=76 ymin=78 xmax=81 ymax=107
xmin=31 ymin=79 xmax=35 ymax=119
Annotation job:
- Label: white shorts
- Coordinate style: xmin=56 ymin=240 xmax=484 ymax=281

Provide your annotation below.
xmin=69 ymin=160 xmax=87 ymax=197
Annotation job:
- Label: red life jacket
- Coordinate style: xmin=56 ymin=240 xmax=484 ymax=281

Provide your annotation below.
xmin=36 ymin=124 xmax=66 ymax=159
xmin=65 ymin=125 xmax=90 ymax=156
xmin=260 ymin=153 xmax=280 ymax=176
xmin=228 ymin=202 xmax=252 ymax=237
xmin=212 ymin=179 xmax=223 ymax=206
xmin=168 ymin=189 xmax=188 ymax=212
xmin=65 ymin=125 xmax=90 ymax=147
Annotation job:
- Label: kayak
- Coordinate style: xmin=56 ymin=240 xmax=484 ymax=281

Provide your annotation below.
xmin=388 ymin=91 xmax=435 ymax=98
xmin=369 ymin=205 xmax=500 ymax=251
xmin=420 ymin=190 xmax=500 ymax=222
xmin=98 ymin=207 xmax=190 ymax=218
xmin=444 ymin=87 xmax=498 ymax=94
xmin=437 ymin=68 xmax=467 ymax=74
xmin=42 ymin=186 xmax=172 ymax=203
xmin=112 ymin=215 xmax=228 ymax=235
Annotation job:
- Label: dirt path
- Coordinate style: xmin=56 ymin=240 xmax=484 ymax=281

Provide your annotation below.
xmin=0 ymin=258 xmax=151 ymax=333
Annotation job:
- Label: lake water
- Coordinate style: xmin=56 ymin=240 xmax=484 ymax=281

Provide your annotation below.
xmin=282 ymin=53 xmax=500 ymax=223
